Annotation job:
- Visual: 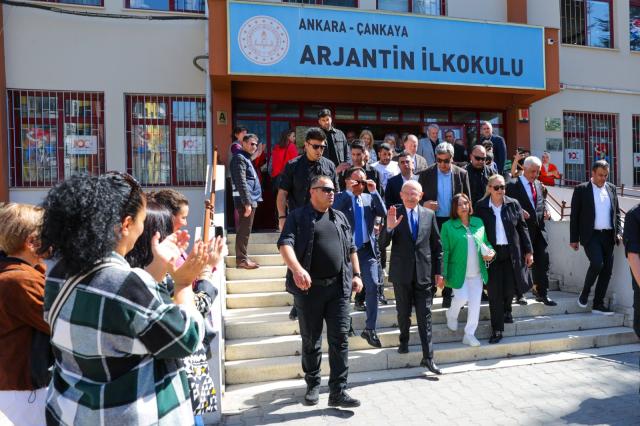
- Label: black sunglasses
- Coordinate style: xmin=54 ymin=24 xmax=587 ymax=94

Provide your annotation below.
xmin=312 ymin=186 xmax=336 ymax=194
xmin=351 ymin=179 xmax=367 ymax=185
xmin=473 ymin=156 xmax=487 ymax=161
xmin=436 ymin=158 xmax=451 ymax=164
xmin=492 ymin=185 xmax=506 ymax=191
xmin=308 ymin=142 xmax=327 ymax=150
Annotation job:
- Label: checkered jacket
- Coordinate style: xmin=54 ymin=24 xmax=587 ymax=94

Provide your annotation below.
xmin=43 ymin=253 xmax=204 ymax=426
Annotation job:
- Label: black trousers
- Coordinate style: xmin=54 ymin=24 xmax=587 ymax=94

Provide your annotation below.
xmin=531 ymin=230 xmax=550 ymax=297
xmin=436 ymin=216 xmax=453 ymax=301
xmin=633 ymin=285 xmax=640 ymax=339
xmin=392 ymin=278 xmax=434 ymax=359
xmin=294 ymin=281 xmax=350 ymax=395
xmin=582 ymin=230 xmax=615 ymax=306
xmin=487 ymin=246 xmax=516 ymax=332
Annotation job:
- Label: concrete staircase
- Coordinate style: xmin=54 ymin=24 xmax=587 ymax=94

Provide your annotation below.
xmin=223 ymin=232 xmax=637 ymax=386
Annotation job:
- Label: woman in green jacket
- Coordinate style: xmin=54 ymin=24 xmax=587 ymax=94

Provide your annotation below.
xmin=440 ymin=193 xmax=495 ymax=346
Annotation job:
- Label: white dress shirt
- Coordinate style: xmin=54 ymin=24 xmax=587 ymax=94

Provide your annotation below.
xmin=592 ymin=182 xmax=612 ymax=230
xmin=465 ymin=226 xmax=481 ymax=278
xmin=518 ymin=175 xmax=536 ymax=209
xmin=489 ymin=199 xmax=509 ymax=245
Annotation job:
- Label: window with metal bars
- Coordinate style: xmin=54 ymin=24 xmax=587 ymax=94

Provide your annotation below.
xmin=631 ymin=1 xmax=640 ymax=51
xmin=125 ymin=95 xmax=206 ymax=187
xmin=561 ymin=0 xmax=613 ymax=48
xmin=377 ymin=0 xmax=446 ymax=15
xmin=30 ymin=0 xmax=103 ymax=5
xmin=7 ymin=90 xmax=105 ymax=188
xmin=633 ymin=115 xmax=640 ymax=185
xmin=126 ymin=0 xmax=204 ymax=13
xmin=562 ymin=111 xmax=618 ymax=186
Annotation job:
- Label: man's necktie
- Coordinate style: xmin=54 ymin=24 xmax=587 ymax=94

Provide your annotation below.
xmin=354 ymin=195 xmax=364 ymax=249
xmin=529 ymin=181 xmax=537 ymax=206
xmin=410 ymin=209 xmax=418 ymax=242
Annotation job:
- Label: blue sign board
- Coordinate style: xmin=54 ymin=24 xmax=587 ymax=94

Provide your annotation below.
xmin=228 ymin=1 xmax=546 ymax=90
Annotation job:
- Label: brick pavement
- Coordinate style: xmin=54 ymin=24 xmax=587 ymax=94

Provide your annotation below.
xmin=222 ymin=352 xmax=640 ymax=426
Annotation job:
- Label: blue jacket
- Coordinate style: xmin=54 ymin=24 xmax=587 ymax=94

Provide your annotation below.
xmin=333 ymin=190 xmax=387 ymax=257
xmin=230 ymin=151 xmax=262 ymax=209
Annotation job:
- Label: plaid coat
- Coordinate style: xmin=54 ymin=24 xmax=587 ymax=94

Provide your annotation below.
xmin=43 ymin=253 xmax=204 ymax=425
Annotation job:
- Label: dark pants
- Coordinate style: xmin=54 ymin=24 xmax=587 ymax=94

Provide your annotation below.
xmin=357 ymin=243 xmax=380 ymax=330
xmin=294 ymin=280 xmax=350 ymax=395
xmin=487 ymin=246 xmax=516 ymax=332
xmin=235 ymin=207 xmax=256 ymax=262
xmin=633 ymin=284 xmax=640 ymax=339
xmin=436 ymin=216 xmax=453 ymax=301
xmin=531 ymin=230 xmax=550 ymax=297
xmin=392 ymin=277 xmax=434 ymax=359
xmin=581 ymin=230 xmax=615 ymax=306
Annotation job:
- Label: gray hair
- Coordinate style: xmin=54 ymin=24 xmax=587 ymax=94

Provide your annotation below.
xmin=523 ymin=156 xmax=542 ymax=169
xmin=427 ymin=123 xmax=440 ymax=132
xmin=401 ymin=180 xmax=423 ymax=193
xmin=480 ymin=121 xmax=493 ymax=132
xmin=435 ymin=142 xmax=454 ymax=158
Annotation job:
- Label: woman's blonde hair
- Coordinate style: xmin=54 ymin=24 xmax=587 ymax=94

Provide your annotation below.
xmin=483 ymin=174 xmax=506 ymax=198
xmin=359 ymin=129 xmax=375 ymax=149
xmin=0 ymin=203 xmax=44 ymax=254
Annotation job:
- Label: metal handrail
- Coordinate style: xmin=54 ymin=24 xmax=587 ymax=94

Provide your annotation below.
xmin=545 ymin=190 xmax=570 ymax=220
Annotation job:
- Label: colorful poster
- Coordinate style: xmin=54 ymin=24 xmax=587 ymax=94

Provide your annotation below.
xmin=564 ymin=148 xmax=584 ymax=165
xmin=544 ymin=117 xmax=562 ymax=132
xmin=631 ymin=5 xmax=640 ymax=52
xmin=176 ymin=135 xmax=206 ymax=155
xmin=65 ymin=135 xmax=98 ymax=155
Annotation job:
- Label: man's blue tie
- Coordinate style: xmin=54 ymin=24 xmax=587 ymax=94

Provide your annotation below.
xmin=354 ymin=195 xmax=364 ymax=249
xmin=410 ymin=209 xmax=418 ymax=242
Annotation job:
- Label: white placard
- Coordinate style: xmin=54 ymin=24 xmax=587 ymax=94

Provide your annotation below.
xmin=176 ymin=135 xmax=205 ymax=155
xmin=65 ymin=135 xmax=98 ymax=155
xmin=564 ymin=149 xmax=584 ymax=165
xmin=634 ymin=153 xmax=640 ymax=168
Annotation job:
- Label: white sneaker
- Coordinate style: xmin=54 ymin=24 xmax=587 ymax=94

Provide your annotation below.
xmin=463 ymin=334 xmax=481 ymax=347
xmin=446 ymin=312 xmax=458 ymax=331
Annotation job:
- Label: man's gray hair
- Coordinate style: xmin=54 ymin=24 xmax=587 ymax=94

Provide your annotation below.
xmin=401 ymin=180 xmax=423 ymax=193
xmin=427 ymin=123 xmax=440 ymax=132
xmin=523 ymin=156 xmax=542 ymax=169
xmin=481 ymin=121 xmax=493 ymax=132
xmin=435 ymin=142 xmax=454 ymax=157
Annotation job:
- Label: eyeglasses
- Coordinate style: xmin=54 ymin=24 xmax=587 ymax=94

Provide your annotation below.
xmin=473 ymin=156 xmax=487 ymax=161
xmin=351 ymin=180 xmax=367 ymax=185
xmin=492 ymin=185 xmax=506 ymax=191
xmin=312 ymin=186 xmax=336 ymax=194
xmin=436 ymin=158 xmax=451 ymax=164
xmin=308 ymin=143 xmax=327 ymax=150
xmin=248 ymin=142 xmax=258 ymax=147
xmin=106 ymin=171 xmax=142 ymax=206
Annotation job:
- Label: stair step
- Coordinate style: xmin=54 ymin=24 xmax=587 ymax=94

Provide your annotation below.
xmin=226 ymin=265 xmax=287 ymax=281
xmin=226 ymin=233 xmax=280 ymax=244
xmin=226 ymin=255 xmax=284 ymax=267
xmin=225 ymin=287 xmax=394 ymax=308
xmin=224 ymin=291 xmax=586 ymax=339
xmin=224 ymin=326 xmax=638 ymax=384
xmin=226 ymin=243 xmax=279 ymax=255
xmin=225 ymin=312 xmax=624 ymax=361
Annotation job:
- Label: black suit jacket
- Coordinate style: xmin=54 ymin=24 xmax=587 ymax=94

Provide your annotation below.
xmin=418 ymin=164 xmax=471 ymax=206
xmin=392 ymin=153 xmax=428 ymax=174
xmin=570 ymin=181 xmax=622 ymax=246
xmin=379 ymin=205 xmax=443 ymax=286
xmin=506 ymin=178 xmax=548 ymax=244
xmin=384 ymin=174 xmax=411 ymax=208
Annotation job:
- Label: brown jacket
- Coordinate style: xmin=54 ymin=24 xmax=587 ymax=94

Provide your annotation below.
xmin=0 ymin=255 xmax=49 ymax=390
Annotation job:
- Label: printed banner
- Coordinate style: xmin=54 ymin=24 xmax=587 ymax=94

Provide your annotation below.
xmin=228 ymin=1 xmax=546 ymax=89
xmin=65 ymin=135 xmax=98 ymax=155
xmin=177 ymin=135 xmax=206 ymax=155
xmin=564 ymin=149 xmax=584 ymax=165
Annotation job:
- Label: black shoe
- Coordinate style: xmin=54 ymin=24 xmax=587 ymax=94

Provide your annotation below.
xmin=504 ymin=312 xmax=513 ymax=324
xmin=304 ymin=385 xmax=320 ymax=406
xmin=328 ymin=391 xmax=360 ymax=408
xmin=361 ymin=329 xmax=382 ymax=348
xmin=515 ymin=296 xmax=528 ymax=306
xmin=354 ymin=301 xmax=366 ymax=312
xmin=488 ymin=331 xmax=503 ymax=344
xmin=442 ymin=297 xmax=452 ymax=309
xmin=378 ymin=293 xmax=388 ymax=305
xmin=536 ymin=296 xmax=557 ymax=306
xmin=397 ymin=343 xmax=409 ymax=354
xmin=289 ymin=307 xmax=298 ymax=321
xmin=577 ymin=293 xmax=589 ymax=308
xmin=592 ymin=304 xmax=615 ymax=316
xmin=420 ymin=358 xmax=442 ymax=375
xmin=481 ymin=291 xmax=489 ymax=301
xmin=348 ymin=321 xmax=356 ymax=337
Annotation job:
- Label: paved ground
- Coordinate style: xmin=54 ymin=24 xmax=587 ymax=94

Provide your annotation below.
xmin=222 ymin=352 xmax=640 ymax=425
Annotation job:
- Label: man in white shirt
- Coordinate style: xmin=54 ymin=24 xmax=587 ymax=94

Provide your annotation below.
xmin=569 ymin=160 xmax=622 ymax=315
xmin=371 ymin=143 xmax=400 ymax=192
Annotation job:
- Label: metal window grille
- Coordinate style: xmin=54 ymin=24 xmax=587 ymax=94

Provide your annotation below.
xmin=126 ymin=0 xmax=205 ymax=13
xmin=34 ymin=0 xmax=103 ymax=5
xmin=561 ymin=0 xmax=613 ymax=48
xmin=633 ymin=115 xmax=640 ymax=185
xmin=377 ymin=0 xmax=445 ymax=14
xmin=125 ymin=94 xmax=206 ymax=187
xmin=7 ymin=89 xmax=105 ymax=188
xmin=563 ymin=111 xmax=618 ymax=186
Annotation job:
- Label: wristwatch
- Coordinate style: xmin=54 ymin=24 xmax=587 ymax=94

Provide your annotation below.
xmin=353 ymin=272 xmax=361 ymax=278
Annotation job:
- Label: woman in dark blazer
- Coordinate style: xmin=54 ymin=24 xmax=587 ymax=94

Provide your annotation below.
xmin=474 ymin=174 xmax=534 ymax=343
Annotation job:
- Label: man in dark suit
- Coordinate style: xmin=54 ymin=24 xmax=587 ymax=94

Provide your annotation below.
xmin=380 ymin=180 xmax=443 ymax=375
xmin=394 ymin=134 xmax=428 ymax=174
xmin=479 ymin=121 xmax=507 ymax=176
xmin=419 ymin=142 xmax=471 ymax=308
xmin=338 ymin=141 xmax=383 ymax=195
xmin=506 ymin=156 xmax=557 ymax=306
xmin=334 ymin=167 xmax=387 ymax=347
xmin=465 ymin=144 xmax=495 ymax=209
xmin=385 ymin=151 xmax=417 ymax=208
xmin=570 ymin=160 xmax=622 ymax=315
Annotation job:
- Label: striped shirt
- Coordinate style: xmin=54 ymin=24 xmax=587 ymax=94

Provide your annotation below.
xmin=43 ymin=253 xmax=204 ymax=426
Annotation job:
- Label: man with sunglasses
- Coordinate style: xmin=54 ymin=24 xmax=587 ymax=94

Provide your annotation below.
xmin=466 ymin=145 xmax=496 ymax=209
xmin=230 ymin=134 xmax=263 ymax=270
xmin=278 ymin=175 xmax=363 ymax=408
xmin=419 ymin=142 xmax=471 ymax=308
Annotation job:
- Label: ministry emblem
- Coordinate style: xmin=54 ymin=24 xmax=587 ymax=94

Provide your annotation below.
xmin=238 ymin=15 xmax=289 ymax=66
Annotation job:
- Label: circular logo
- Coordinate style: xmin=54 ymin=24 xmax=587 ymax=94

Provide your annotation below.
xmin=238 ymin=15 xmax=289 ymax=66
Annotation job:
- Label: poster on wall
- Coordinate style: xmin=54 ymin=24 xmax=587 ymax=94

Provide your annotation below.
xmin=176 ymin=135 xmax=206 ymax=155
xmin=65 ymin=135 xmax=98 ymax=155
xmin=545 ymin=138 xmax=563 ymax=152
xmin=633 ymin=153 xmax=640 ymax=168
xmin=565 ymin=148 xmax=584 ymax=165
xmin=631 ymin=4 xmax=640 ymax=52
xmin=544 ymin=117 xmax=562 ymax=132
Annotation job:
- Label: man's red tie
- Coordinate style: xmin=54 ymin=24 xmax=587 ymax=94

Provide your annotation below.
xmin=529 ymin=181 xmax=537 ymax=206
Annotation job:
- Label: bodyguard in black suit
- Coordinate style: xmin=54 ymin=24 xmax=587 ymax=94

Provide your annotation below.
xmin=384 ymin=151 xmax=417 ymax=208
xmin=380 ymin=180 xmax=443 ymax=375
xmin=506 ymin=156 xmax=557 ymax=306
xmin=569 ymin=160 xmax=622 ymax=314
